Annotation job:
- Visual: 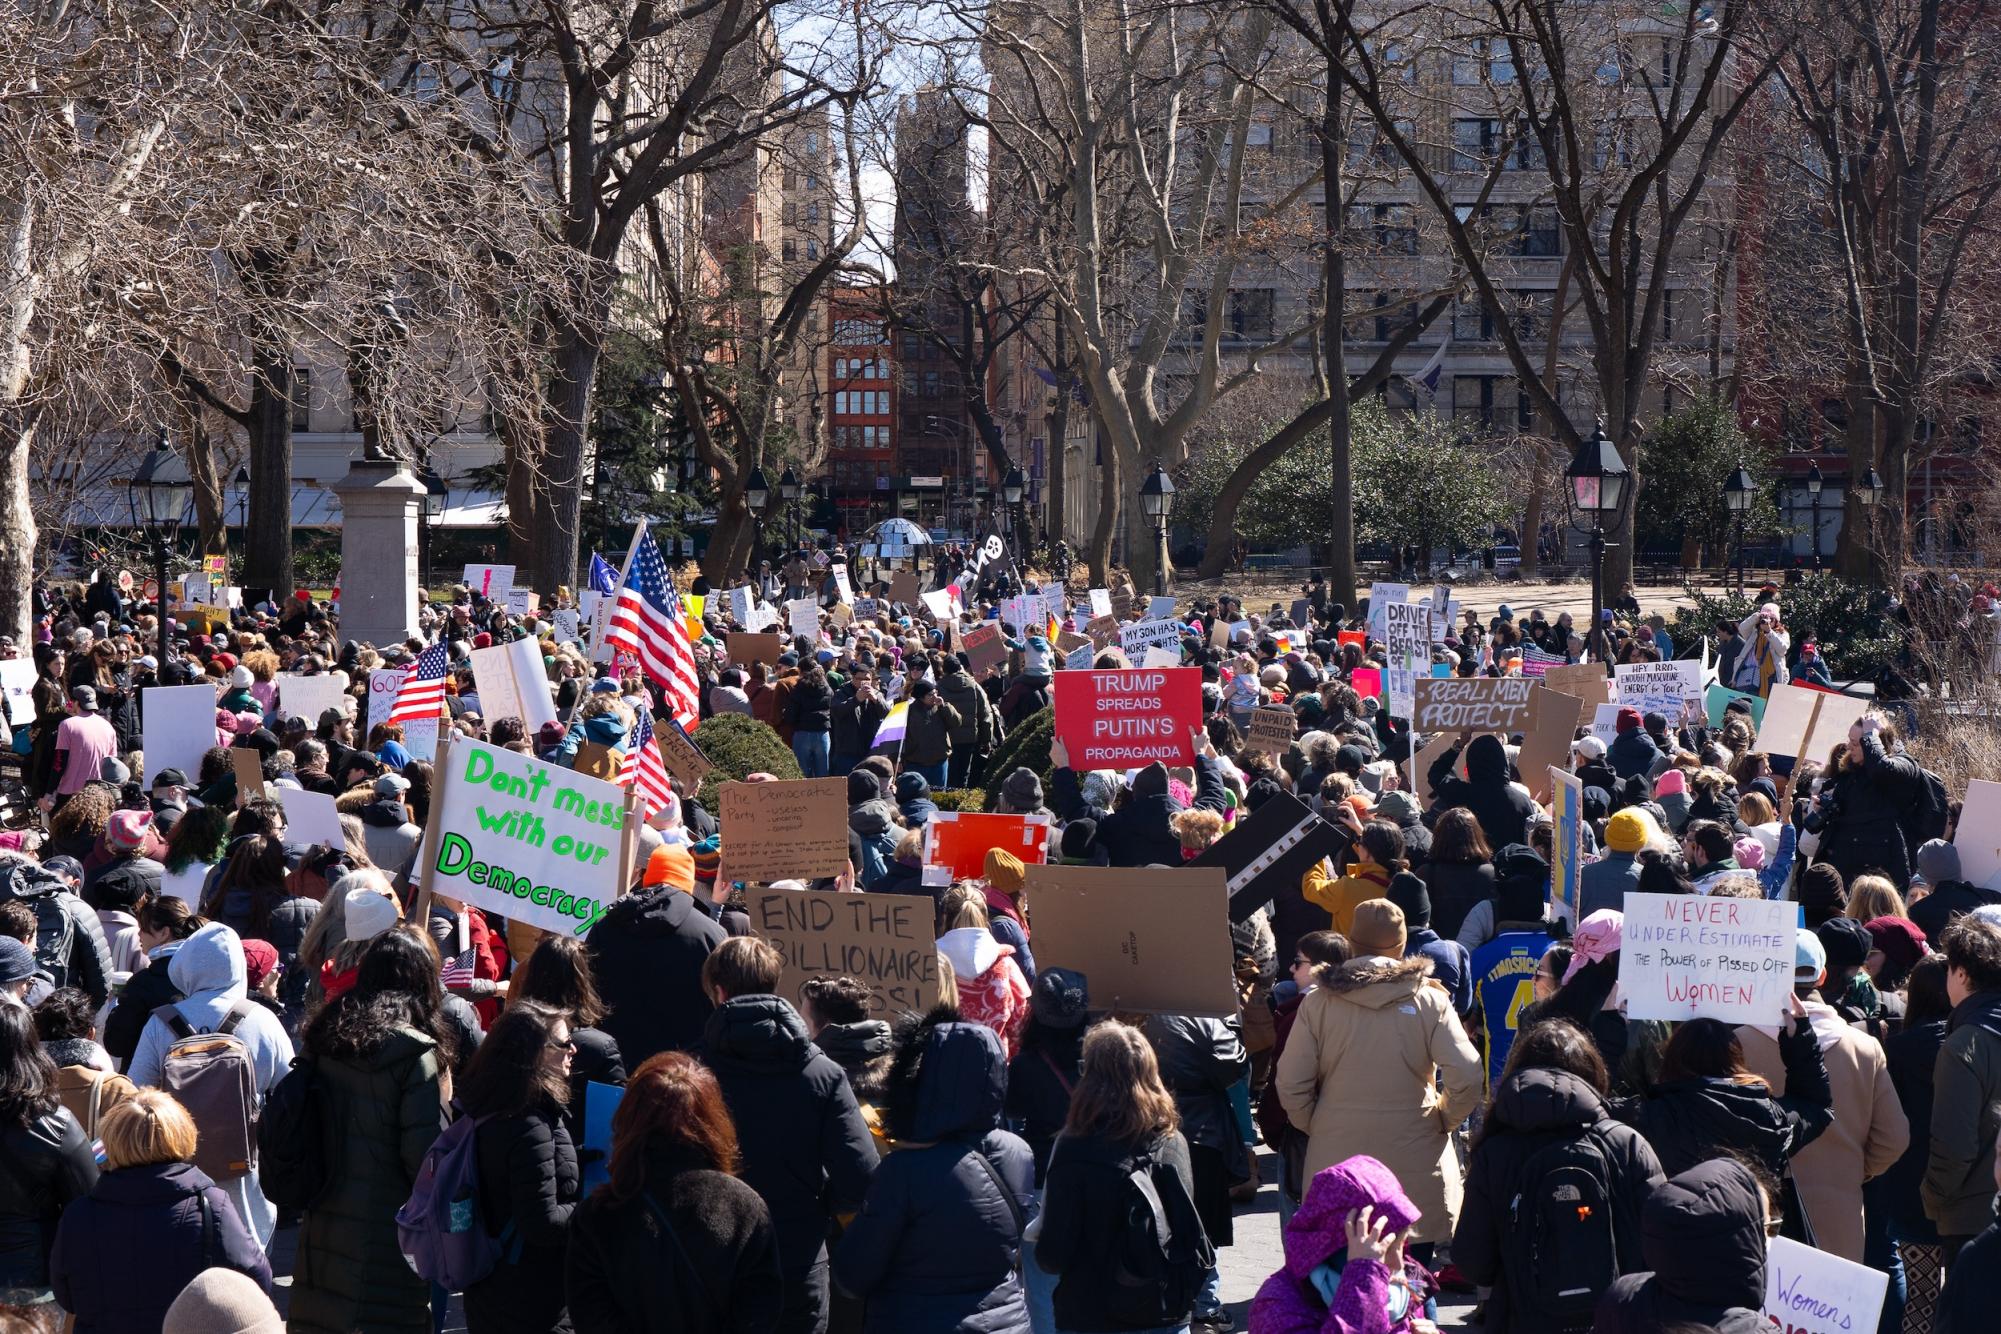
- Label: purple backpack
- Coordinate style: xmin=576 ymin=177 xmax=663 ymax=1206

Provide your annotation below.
xmin=396 ymin=1109 xmax=511 ymax=1290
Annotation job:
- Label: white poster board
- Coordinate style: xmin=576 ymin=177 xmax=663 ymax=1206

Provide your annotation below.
xmin=1383 ymin=600 xmax=1429 ymax=720
xmin=1763 ymin=1236 xmax=1887 ymax=1334
xmin=1119 ymin=619 xmax=1183 ymax=658
xmin=503 ymin=587 xmax=536 ymax=617
xmin=1147 ymin=595 xmax=1177 ymax=620
xmin=0 ymin=660 xmax=37 ymax=727
xmin=1622 ymin=891 xmax=1797 ymax=1025
xmin=1800 ymin=692 xmax=1870 ymax=769
xmin=367 ymin=667 xmax=437 ymax=761
xmin=141 ymin=685 xmax=221 ymax=789
xmin=463 ymin=564 xmax=515 ymax=600
xmin=1957 ymin=779 xmax=2001 ymax=890
xmin=275 ymin=673 xmax=344 ymax=726
xmin=1366 ymin=581 xmax=1410 ymax=641
xmin=1754 ymin=683 xmax=1822 ymax=762
xmin=1140 ymin=645 xmax=1182 ymax=669
xmin=273 ymin=786 xmax=345 ymax=850
xmin=1088 ymin=588 xmax=1112 ymax=617
xmin=1613 ymin=661 xmax=1706 ymax=719
xmin=1589 ymin=702 xmax=1623 ymax=746
xmin=787 ymin=597 xmax=821 ymax=641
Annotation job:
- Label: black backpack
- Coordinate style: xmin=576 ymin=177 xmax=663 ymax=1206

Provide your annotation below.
xmin=19 ymin=893 xmax=76 ymax=990
xmin=257 ymin=1053 xmax=339 ymax=1210
xmin=1904 ymin=767 xmax=1951 ymax=849
xmin=1105 ymin=1149 xmax=1215 ymax=1328
xmin=1501 ymin=1123 xmax=1625 ymax=1332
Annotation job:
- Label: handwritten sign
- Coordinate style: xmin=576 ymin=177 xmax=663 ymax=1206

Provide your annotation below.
xmin=1549 ymin=767 xmax=1583 ymax=929
xmin=1763 ymin=1236 xmax=1887 ymax=1334
xmin=656 ymin=717 xmax=715 ymax=790
xmin=1140 ymin=645 xmax=1181 ymax=670
xmin=275 ymin=673 xmax=344 ymax=726
xmin=718 ymin=777 xmax=849 ymax=882
xmin=1053 ymin=668 xmax=1201 ymax=770
xmin=1543 ymin=661 xmax=1613 ymax=706
xmin=1147 ymin=595 xmax=1177 ymax=620
xmin=1023 ymin=865 xmax=1236 ymax=1015
xmin=1383 ymin=601 xmax=1429 ymax=720
xmin=1412 ymin=677 xmax=1536 ymax=734
xmin=1084 ymin=613 xmax=1121 ymax=647
xmin=1001 ymin=595 xmax=1043 ymax=633
xmin=889 ymin=570 xmax=919 ymax=606
xmin=749 ymin=888 xmax=942 ymax=1019
xmin=725 ymin=632 xmax=783 ymax=668
xmin=1119 ymin=618 xmax=1184 ymax=658
xmin=961 ymin=622 xmax=1008 ymax=675
xmin=1243 ymin=705 xmax=1297 ymax=756
xmin=1614 ymin=661 xmax=1704 ymax=720
xmin=786 ymin=597 xmax=821 ymax=641
xmin=1622 ymin=891 xmax=1798 ymax=1025
xmin=463 ymin=564 xmax=515 ymax=601
xmin=1366 ymin=581 xmax=1409 ymax=640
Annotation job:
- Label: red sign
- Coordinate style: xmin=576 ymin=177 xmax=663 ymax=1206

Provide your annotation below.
xmin=1337 ymin=630 xmax=1367 ymax=651
xmin=1054 ymin=668 xmax=1202 ymax=770
xmin=1350 ymin=667 xmax=1382 ymax=700
xmin=923 ymin=811 xmax=1051 ymax=881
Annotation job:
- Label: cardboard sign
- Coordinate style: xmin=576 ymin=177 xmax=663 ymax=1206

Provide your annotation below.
xmin=1109 ymin=591 xmax=1134 ymax=621
xmin=142 ymin=685 xmax=224 ymax=789
xmin=1189 ymin=791 xmax=1352 ymax=923
xmin=570 ymin=740 xmax=622 ymax=784
xmin=1763 ymin=1236 xmax=1888 ymax=1334
xmin=1243 ymin=705 xmax=1297 ymax=756
xmin=961 ymin=622 xmax=1008 ymax=675
xmin=1383 ymin=600 xmax=1429 ymax=719
xmin=1614 ymin=661 xmax=1705 ymax=720
xmin=726 ymin=633 xmax=784 ymax=668
xmin=1622 ymin=891 xmax=1797 ymax=1024
xmin=1138 ymin=645 xmax=1180 ymax=670
xmin=748 ymin=888 xmax=942 ymax=1018
xmin=1053 ymin=668 xmax=1202 ymax=770
xmin=1119 ymin=618 xmax=1183 ymax=658
xmin=1517 ymin=689 xmax=1588 ymax=802
xmin=231 ymin=749 xmax=264 ymax=804
xmin=1798 ymin=690 xmax=1867 ymax=764
xmin=657 ymin=718 xmax=715 ymax=790
xmin=718 ymin=777 xmax=850 ymax=882
xmin=1023 ymin=864 xmax=1237 ymax=1015
xmin=274 ymin=786 xmax=345 ymax=850
xmin=1543 ymin=661 xmax=1612 ymax=706
xmin=1291 ymin=598 xmax=1314 ymax=627
xmin=1366 ymin=581 xmax=1409 ymax=640
xmin=1956 ymin=779 xmax=2001 ymax=890
xmin=1208 ymin=617 xmax=1232 ymax=649
xmin=1063 ymin=642 xmax=1096 ymax=672
xmin=1549 ymin=767 xmax=1584 ymax=929
xmin=922 ymin=811 xmax=1052 ymax=882
xmin=786 ymin=597 xmax=821 ymax=640
xmin=890 ymin=571 xmax=919 ymax=606
xmin=1413 ymin=677 xmax=1537 ymax=734
xmin=1084 ymin=613 xmax=1121 ymax=647
xmin=1754 ymin=683 xmax=1823 ymax=761
xmin=464 ymin=563 xmax=515 ymax=600
xmin=1054 ymin=630 xmax=1092 ymax=656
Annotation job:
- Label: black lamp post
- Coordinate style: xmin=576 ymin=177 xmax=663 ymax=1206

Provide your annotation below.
xmin=1002 ymin=466 xmax=1026 ymax=558
xmin=417 ymin=466 xmax=447 ymax=591
xmin=778 ymin=467 xmax=801 ymax=554
xmin=230 ymin=466 xmax=250 ymax=531
xmin=1564 ymin=422 xmax=1630 ymax=671
xmin=1805 ymin=462 xmax=1824 ymax=571
xmin=745 ymin=466 xmax=771 ymax=580
xmin=129 ymin=432 xmax=192 ymax=678
xmin=1852 ymin=465 xmax=1884 ymax=576
xmin=1724 ymin=464 xmax=1757 ymax=594
xmin=1138 ymin=464 xmax=1176 ymax=597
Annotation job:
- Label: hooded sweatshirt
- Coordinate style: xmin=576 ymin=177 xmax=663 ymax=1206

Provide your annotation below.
xmin=1250 ymin=1154 xmax=1437 ymax=1334
xmin=1427 ymin=735 xmax=1538 ymax=853
xmin=1591 ymin=1160 xmax=1770 ymax=1334
xmin=937 ymin=927 xmax=1031 ymax=1058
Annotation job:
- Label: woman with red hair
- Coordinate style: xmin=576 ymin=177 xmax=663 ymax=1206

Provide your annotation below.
xmin=565 ymin=1052 xmax=784 ymax=1333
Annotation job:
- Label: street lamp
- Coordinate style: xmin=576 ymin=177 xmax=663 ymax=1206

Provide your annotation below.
xmin=778 ymin=467 xmax=801 ymax=554
xmin=745 ymin=466 xmax=771 ymax=580
xmin=1138 ymin=464 xmax=1176 ymax=597
xmin=1564 ymin=422 xmax=1630 ymax=671
xmin=128 ymin=432 xmax=192 ymax=679
xmin=1002 ymin=466 xmax=1026 ymax=558
xmin=417 ymin=465 xmax=447 ymax=591
xmin=1805 ymin=462 xmax=1824 ymax=571
xmin=1723 ymin=464 xmax=1757 ymax=594
xmin=230 ymin=467 xmax=250 ymax=530
xmin=1855 ymin=466 xmax=1885 ymax=508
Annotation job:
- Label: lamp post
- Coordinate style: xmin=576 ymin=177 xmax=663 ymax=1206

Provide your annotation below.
xmin=1002 ymin=465 xmax=1026 ymax=561
xmin=778 ymin=467 xmax=801 ymax=555
xmin=745 ymin=466 xmax=771 ymax=582
xmin=1564 ymin=422 xmax=1631 ymax=672
xmin=129 ymin=432 xmax=192 ymax=679
xmin=1804 ymin=462 xmax=1824 ymax=572
xmin=1138 ymin=464 xmax=1176 ymax=597
xmin=1852 ymin=465 xmax=1884 ymax=578
xmin=1724 ymin=464 xmax=1757 ymax=594
xmin=417 ymin=466 xmax=447 ymax=592
xmin=230 ymin=466 xmax=250 ymax=531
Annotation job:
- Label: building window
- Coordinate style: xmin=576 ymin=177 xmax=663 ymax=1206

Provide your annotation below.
xmin=805 ymin=238 xmax=820 ymax=260
xmin=1226 ymin=289 xmax=1275 ymax=342
xmin=1452 ymin=375 xmax=1530 ymax=432
xmin=1347 ymin=203 xmax=1417 ymax=254
xmin=290 ymin=369 xmax=311 ymax=431
xmin=1452 ymin=37 xmax=1514 ymax=86
xmin=804 ymin=131 xmax=820 ymax=154
xmin=1454 ymin=119 xmax=1541 ymax=172
xmin=782 ymin=239 xmax=797 ymax=261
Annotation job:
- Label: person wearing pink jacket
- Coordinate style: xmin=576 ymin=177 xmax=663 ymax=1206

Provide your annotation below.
xmin=1250 ymin=1155 xmax=1440 ymax=1334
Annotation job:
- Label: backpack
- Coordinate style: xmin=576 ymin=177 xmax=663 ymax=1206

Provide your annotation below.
xmin=20 ymin=893 xmax=75 ymax=990
xmin=257 ymin=1054 xmax=338 ymax=1211
xmin=153 ymin=1004 xmax=258 ymax=1182
xmin=1103 ymin=1149 xmax=1215 ymax=1328
xmin=1904 ymin=767 xmax=1951 ymax=849
xmin=396 ymin=1109 xmax=514 ymax=1291
xmin=1501 ymin=1124 xmax=1624 ymax=1332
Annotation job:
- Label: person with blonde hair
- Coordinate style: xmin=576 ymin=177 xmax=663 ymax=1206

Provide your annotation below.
xmin=1845 ymin=874 xmax=1907 ymax=927
xmin=50 ymin=1089 xmax=272 ymax=1332
xmin=936 ymin=886 xmax=1033 ymax=1058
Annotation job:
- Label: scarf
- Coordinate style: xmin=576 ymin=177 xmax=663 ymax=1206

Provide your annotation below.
xmin=1752 ymin=627 xmax=1780 ymax=697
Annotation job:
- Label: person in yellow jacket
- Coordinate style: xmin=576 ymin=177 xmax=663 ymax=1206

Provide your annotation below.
xmin=1306 ymin=818 xmax=1406 ymax=936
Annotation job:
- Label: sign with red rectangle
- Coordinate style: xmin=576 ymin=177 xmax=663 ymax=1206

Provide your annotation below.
xmin=922 ymin=811 xmax=1052 ymax=882
xmin=1053 ymin=668 xmax=1202 ymax=770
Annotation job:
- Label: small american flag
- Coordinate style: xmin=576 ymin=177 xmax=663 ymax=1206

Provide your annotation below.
xmin=440 ymin=942 xmax=476 ymax=989
xmin=1520 ymin=643 xmax=1566 ymax=678
xmin=618 ymin=705 xmax=675 ymax=817
xmin=602 ymin=533 xmax=700 ymax=729
xmin=385 ymin=640 xmax=448 ymax=726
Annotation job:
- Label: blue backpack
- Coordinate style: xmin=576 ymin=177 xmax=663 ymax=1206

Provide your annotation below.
xmin=396 ymin=1108 xmax=515 ymax=1290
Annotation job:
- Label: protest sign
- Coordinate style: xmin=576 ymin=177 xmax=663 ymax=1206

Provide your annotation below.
xmin=570 ymin=741 xmax=621 ymax=784
xmin=1622 ymin=891 xmax=1797 ymax=1024
xmin=1366 ymin=581 xmax=1409 ymax=639
xmin=1429 ymin=599 xmax=1463 ymax=640
xmin=718 ymin=778 xmax=850 ymax=882
xmin=463 ymin=564 xmax=515 ymax=600
xmin=923 ymin=811 xmax=1052 ymax=882
xmin=1763 ymin=1237 xmax=1888 ymax=1334
xmin=831 ymin=564 xmax=853 ymax=603
xmin=1755 ymin=683 xmax=1823 ymax=761
xmin=1001 ymin=595 xmax=1042 ymax=633
xmin=366 ymin=668 xmax=403 ymax=732
xmin=587 ymin=592 xmax=618 ymax=662
xmin=419 ymin=736 xmax=636 ymax=937
xmin=1799 ymin=690 xmax=1867 ymax=763
xmin=1412 ymin=727 xmax=1464 ymax=787
xmin=471 ymin=642 xmax=533 ymax=731
xmin=852 ymin=596 xmax=882 ymax=621
xmin=552 ymin=609 xmax=582 ymax=643
xmin=0 ymin=659 xmax=34 ymax=727
xmin=1350 ymin=667 xmax=1381 ymax=700
xmin=1041 ymin=584 xmax=1068 ymax=623
xmin=1290 ymin=598 xmax=1314 ymax=627
xmin=786 ymin=598 xmax=821 ymax=640
xmin=1119 ymin=618 xmax=1183 ymax=658
xmin=889 ymin=571 xmax=919 ymax=606
xmin=142 ymin=685 xmax=224 ymax=787
xmin=273 ymin=673 xmax=343 ymax=726
xmin=1589 ymin=702 xmax=1623 ymax=746
xmin=1243 ymin=705 xmax=1297 ymax=756
xmin=1383 ymin=600 xmax=1429 ymax=719
xmin=1517 ymin=689 xmax=1587 ymax=801
xmin=1227 ymin=619 xmax=1251 ymax=644
xmin=503 ymin=588 xmax=537 ymax=617
xmin=1189 ymin=792 xmax=1351 ymax=924
xmin=725 ymin=633 xmax=783 ymax=668
xmin=274 ymin=787 xmax=345 ymax=850
xmin=1140 ymin=645 xmax=1181 ymax=670
xmin=1063 ymin=642 xmax=1095 ymax=671
xmin=1088 ymin=588 xmax=1112 ymax=617
xmin=1208 ymin=617 xmax=1232 ymax=649
xmin=1336 ymin=630 xmax=1367 ymax=652
xmin=1706 ymin=682 xmax=1770 ymax=728
xmin=1024 ymin=864 xmax=1236 ymax=1014
xmin=1543 ymin=661 xmax=1613 ymax=705
xmin=655 ymin=718 xmax=715 ymax=790
xmin=1080 ymin=614 xmax=1120 ymax=647
xmin=1549 ymin=767 xmax=1584 ymax=928
xmin=231 ymin=750 xmax=264 ymax=804
xmin=962 ymin=623 xmax=1008 ymax=675
xmin=748 ymin=888 xmax=942 ymax=1018
xmin=919 ymin=589 xmax=957 ymax=623
xmin=1958 ymin=780 xmax=2001 ymax=890
xmin=1052 ymin=668 xmax=1201 ymax=769
xmin=1054 ymin=630 xmax=1092 ymax=656
xmin=1147 ymin=595 xmax=1177 ymax=620
xmin=726 ymin=585 xmax=756 ymax=627
xmin=1614 ymin=661 xmax=1705 ymax=720
xmin=1412 ymin=677 xmax=1537 ymax=734
xmin=1109 ymin=590 xmax=1134 ymax=620
xmin=580 ymin=1083 xmax=623 ymax=1196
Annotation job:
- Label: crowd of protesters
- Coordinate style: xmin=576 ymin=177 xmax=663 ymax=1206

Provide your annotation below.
xmin=0 ymin=544 xmax=1994 ymax=1334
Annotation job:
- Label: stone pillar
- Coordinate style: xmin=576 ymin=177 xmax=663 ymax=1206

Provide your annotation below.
xmin=331 ymin=458 xmax=424 ymax=648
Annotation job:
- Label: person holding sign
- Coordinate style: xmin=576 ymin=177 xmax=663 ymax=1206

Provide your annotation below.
xmin=1590 ymin=1158 xmax=1775 ymax=1334
xmin=1805 ymin=713 xmax=1934 ymax=893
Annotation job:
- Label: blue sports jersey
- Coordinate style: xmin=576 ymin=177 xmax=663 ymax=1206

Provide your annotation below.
xmin=1470 ymin=929 xmax=1555 ymax=1087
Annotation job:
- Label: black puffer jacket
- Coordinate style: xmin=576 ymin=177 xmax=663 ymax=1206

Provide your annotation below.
xmin=0 ymin=1106 xmax=98 ymax=1295
xmin=1609 ymin=1018 xmax=1832 ymax=1181
xmin=1910 ymin=879 xmax=2001 ymax=944
xmin=1454 ymin=1068 xmax=1664 ymax=1334
xmin=1427 ymin=734 xmax=1538 ymax=853
xmin=1143 ymin=1014 xmax=1249 ymax=1168
xmin=1035 ymin=1129 xmax=1199 ymax=1333
xmin=784 ymin=678 xmax=834 ymax=734
xmin=1006 ymin=1021 xmax=1085 ymax=1184
xmin=0 ymin=860 xmax=112 ymax=1006
xmin=1096 ymin=756 xmax=1229 ymax=869
xmin=587 ymin=885 xmax=727 ymax=1068
xmin=558 ymin=1027 xmax=625 ymax=1150
xmin=1418 ymin=861 xmax=1495 ymax=941
xmin=1591 ymin=1160 xmax=1771 ymax=1334
xmin=702 ymin=996 xmax=879 ymax=1279
xmin=465 ymin=1102 xmax=579 ymax=1334
xmin=103 ymin=944 xmax=184 ymax=1066
xmin=1811 ymin=731 xmax=1928 ymax=889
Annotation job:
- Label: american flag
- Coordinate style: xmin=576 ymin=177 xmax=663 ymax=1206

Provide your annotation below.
xmin=587 ymin=552 xmax=618 ymax=597
xmin=602 ymin=533 xmax=700 ymax=728
xmin=618 ymin=705 xmax=675 ymax=817
xmin=1520 ymin=643 xmax=1566 ymax=678
xmin=385 ymin=640 xmax=448 ymax=727
xmin=440 ymin=940 xmax=476 ymax=989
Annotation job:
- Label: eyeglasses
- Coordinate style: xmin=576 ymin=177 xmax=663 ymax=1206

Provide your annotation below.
xmin=546 ymin=1037 xmax=575 ymax=1054
xmin=1765 ymin=1217 xmax=1785 ymax=1237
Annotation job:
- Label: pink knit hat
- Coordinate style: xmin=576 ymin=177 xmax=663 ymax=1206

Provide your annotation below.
xmin=1653 ymin=769 xmax=1687 ymax=799
xmin=1563 ymin=909 xmax=1625 ymax=984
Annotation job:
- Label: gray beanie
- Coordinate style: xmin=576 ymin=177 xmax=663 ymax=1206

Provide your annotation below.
xmin=0 ymin=938 xmax=38 ymax=985
xmin=1001 ymin=767 xmax=1044 ymax=811
xmin=1917 ymin=839 xmax=1962 ymax=887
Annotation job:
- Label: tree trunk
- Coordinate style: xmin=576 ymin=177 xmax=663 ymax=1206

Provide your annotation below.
xmin=1835 ymin=367 xmax=1878 ymax=582
xmin=1195 ymin=402 xmax=1335 ymax=579
xmin=181 ymin=414 xmax=228 ymax=556
xmin=1085 ymin=429 xmax=1118 ymax=586
xmin=0 ymin=413 xmax=36 ymax=644
xmin=244 ymin=355 xmax=294 ymax=599
xmin=501 ymin=414 xmax=541 ymax=572
xmin=1045 ymin=328 xmax=1073 ymax=553
xmin=1320 ymin=74 xmax=1358 ymax=611
xmin=535 ymin=322 xmax=600 ymax=595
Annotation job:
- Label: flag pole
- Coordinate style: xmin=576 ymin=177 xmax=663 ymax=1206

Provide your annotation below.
xmin=408 ymin=729 xmax=453 ymax=929
xmin=592 ymin=519 xmax=651 ymax=665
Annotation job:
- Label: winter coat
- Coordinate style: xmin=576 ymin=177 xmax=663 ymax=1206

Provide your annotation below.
xmin=784 ymin=678 xmax=834 ymax=734
xmin=91 ymin=856 xmax=161 ymax=922
xmin=1812 ymin=732 xmax=1928 ymax=890
xmin=850 ymin=799 xmax=902 ymax=893
xmin=1608 ymin=1017 xmax=1832 ymax=1184
xmin=49 ymin=1160 xmax=271 ymax=1333
xmin=1590 ymin=1160 xmax=1771 ymax=1334
xmin=1937 ymin=1218 xmax=2001 ymax=1334
xmin=831 ymin=691 xmax=890 ymax=760
xmin=1308 ymin=859 xmax=1393 ymax=937
xmin=938 ymin=669 xmax=996 ymax=752
xmin=1006 ymin=1021 xmax=1085 ymax=1184
xmin=465 ymin=1102 xmax=580 ymax=1334
xmin=1416 ymin=861 xmax=1495 ymax=942
xmin=1922 ymin=989 xmax=2001 ymax=1237
xmin=1146 ymin=1013 xmax=1250 ymax=1174
xmin=1274 ymin=954 xmax=1484 ymax=1243
xmin=103 ymin=940 xmax=185 ymax=1066
xmin=833 ymin=1019 xmax=1032 ymax=1334
xmin=565 ymin=1143 xmax=783 ymax=1334
xmin=1881 ymin=1016 xmax=1947 ymax=1242
xmin=899 ymin=698 xmax=962 ymax=767
xmin=1097 ymin=756 xmax=1229 ymax=869
xmin=358 ymin=797 xmax=424 ymax=879
xmin=1452 ymin=1069 xmax=1665 ymax=1334
xmin=287 ymin=1024 xmax=445 ymax=1334
xmin=1249 ymin=1155 xmax=1437 ymax=1334
xmin=937 ymin=928 xmax=1032 ymax=1057
xmin=1427 ymin=736 xmax=1538 ymax=854
xmin=1738 ymin=1003 xmax=1908 ymax=1261
xmin=0 ymin=1106 xmax=97 ymax=1296
xmin=1404 ymin=928 xmax=1471 ymax=1016
xmin=701 ymin=995 xmax=880 ymax=1279
xmin=1034 ymin=1129 xmax=1199 ymax=1333
xmin=587 ymin=884 xmax=728 ymax=1069
xmin=211 ymin=886 xmax=318 ymax=1024
xmin=1579 ymin=851 xmax=1642 ymax=919
xmin=558 ymin=1027 xmax=625 ymax=1150
xmin=1606 ymin=729 xmax=1660 ymax=783
xmin=0 ymin=860 xmax=112 ymax=1005
xmin=1910 ymin=879 xmax=2001 ymax=944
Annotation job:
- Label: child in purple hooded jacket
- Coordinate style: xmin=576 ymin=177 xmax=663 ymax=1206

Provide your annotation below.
xmin=1250 ymin=1155 xmax=1439 ymax=1334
